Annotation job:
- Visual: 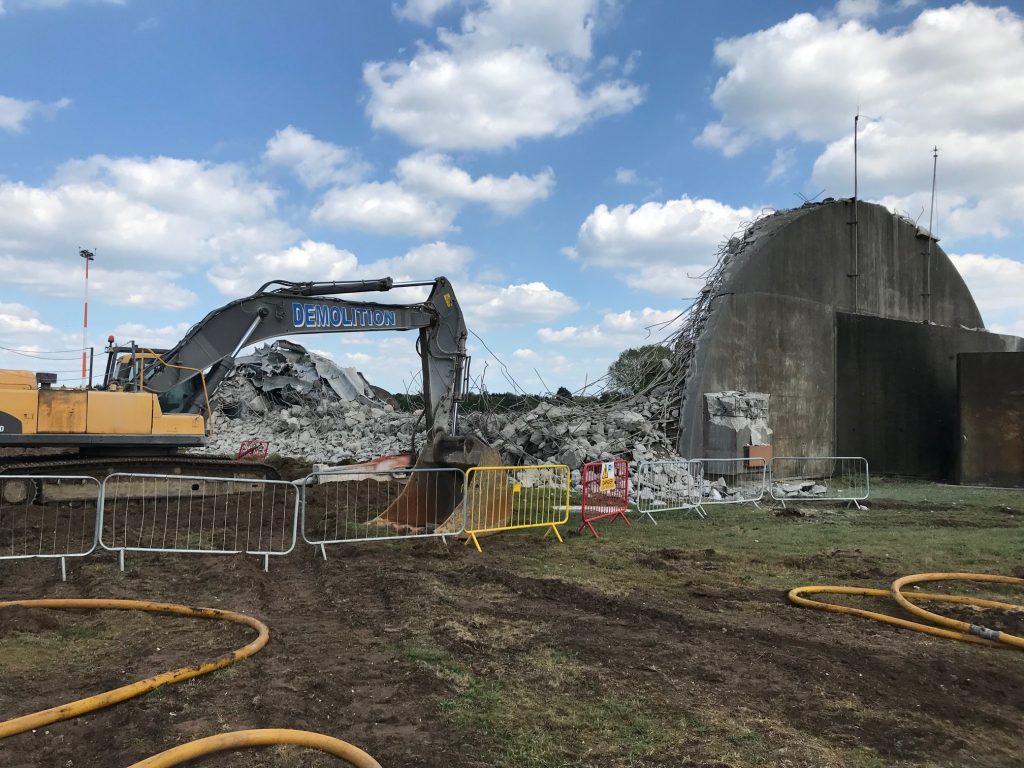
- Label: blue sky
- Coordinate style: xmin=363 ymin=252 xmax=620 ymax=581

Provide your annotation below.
xmin=2 ymin=0 xmax=1022 ymax=394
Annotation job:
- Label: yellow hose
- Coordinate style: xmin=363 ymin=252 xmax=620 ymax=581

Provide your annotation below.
xmin=0 ymin=598 xmax=269 ymax=739
xmin=0 ymin=599 xmax=381 ymax=766
xmin=127 ymin=728 xmax=382 ymax=768
xmin=789 ymin=573 xmax=1024 ymax=649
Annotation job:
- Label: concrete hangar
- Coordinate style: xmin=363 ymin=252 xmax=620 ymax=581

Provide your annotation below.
xmin=675 ymin=199 xmax=1024 ymax=486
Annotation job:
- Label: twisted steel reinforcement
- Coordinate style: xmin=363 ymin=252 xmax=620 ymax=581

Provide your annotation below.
xmin=0 ymin=598 xmax=381 ymax=767
xmin=789 ymin=572 xmax=1024 ymax=649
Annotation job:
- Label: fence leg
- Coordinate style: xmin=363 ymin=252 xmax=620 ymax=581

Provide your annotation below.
xmin=319 ymin=543 xmax=328 ymax=561
xmin=465 ymin=532 xmax=482 ymax=553
xmin=639 ymin=510 xmax=658 ymax=525
xmin=263 ymin=554 xmax=270 ymax=573
xmin=59 ymin=556 xmax=67 ymax=582
xmin=118 ymin=549 xmax=125 ymax=572
xmin=545 ymin=524 xmax=564 ymax=543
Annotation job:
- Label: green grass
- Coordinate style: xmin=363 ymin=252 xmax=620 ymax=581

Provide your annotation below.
xmin=499 ymin=479 xmax=1024 ymax=596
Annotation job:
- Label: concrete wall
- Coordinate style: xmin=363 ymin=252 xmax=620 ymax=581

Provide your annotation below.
xmin=957 ymin=352 xmax=1024 ymax=487
xmin=835 ymin=314 xmax=1022 ymax=478
xmin=677 ymin=200 xmax=1020 ymax=474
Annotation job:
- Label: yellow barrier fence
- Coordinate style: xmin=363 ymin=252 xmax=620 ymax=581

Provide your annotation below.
xmin=464 ymin=464 xmax=570 ymax=552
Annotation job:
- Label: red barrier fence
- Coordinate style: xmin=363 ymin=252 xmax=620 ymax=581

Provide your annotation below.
xmin=579 ymin=459 xmax=630 ymax=538
xmin=236 ymin=440 xmax=271 ymax=462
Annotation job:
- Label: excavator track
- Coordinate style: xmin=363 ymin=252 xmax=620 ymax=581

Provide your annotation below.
xmin=0 ymin=455 xmax=280 ymax=505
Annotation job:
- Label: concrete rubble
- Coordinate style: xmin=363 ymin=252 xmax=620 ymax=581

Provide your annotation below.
xmin=703 ymin=391 xmax=772 ymax=458
xmin=196 ymin=341 xmax=683 ymax=490
xmin=771 ymin=481 xmax=829 ymax=499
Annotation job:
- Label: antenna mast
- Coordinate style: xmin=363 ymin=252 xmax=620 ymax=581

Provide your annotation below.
xmin=849 ymin=113 xmax=860 ymax=311
xmin=924 ymin=146 xmax=938 ymax=323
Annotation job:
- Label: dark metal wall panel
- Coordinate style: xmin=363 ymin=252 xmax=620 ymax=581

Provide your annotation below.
xmin=957 ymin=352 xmax=1024 ymax=487
xmin=835 ymin=313 xmax=1018 ymax=479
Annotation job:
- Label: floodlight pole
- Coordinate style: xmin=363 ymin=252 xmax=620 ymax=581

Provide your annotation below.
xmin=80 ymin=248 xmax=95 ymax=385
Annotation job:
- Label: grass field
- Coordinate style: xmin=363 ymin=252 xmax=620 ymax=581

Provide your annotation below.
xmin=0 ymin=478 xmax=1022 ymax=767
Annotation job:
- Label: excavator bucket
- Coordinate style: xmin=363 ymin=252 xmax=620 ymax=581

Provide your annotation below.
xmin=370 ymin=434 xmax=510 ymax=537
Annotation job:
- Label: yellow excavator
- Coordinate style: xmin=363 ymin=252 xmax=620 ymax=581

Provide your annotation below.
xmin=0 ymin=276 xmax=505 ymax=532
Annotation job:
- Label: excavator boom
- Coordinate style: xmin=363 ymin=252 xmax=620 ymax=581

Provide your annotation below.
xmin=0 ymin=276 xmax=507 ymax=536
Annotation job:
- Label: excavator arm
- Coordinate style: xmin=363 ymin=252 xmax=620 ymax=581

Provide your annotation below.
xmin=126 ymin=277 xmax=467 ymax=437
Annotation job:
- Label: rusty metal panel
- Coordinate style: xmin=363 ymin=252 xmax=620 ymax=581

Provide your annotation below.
xmin=957 ymin=352 xmax=1024 ymax=487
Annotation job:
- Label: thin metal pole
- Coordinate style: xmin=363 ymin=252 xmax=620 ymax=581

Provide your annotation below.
xmin=80 ymin=249 xmax=95 ymax=382
xmin=925 ymin=146 xmax=938 ymax=324
xmin=851 ymin=113 xmax=860 ymax=311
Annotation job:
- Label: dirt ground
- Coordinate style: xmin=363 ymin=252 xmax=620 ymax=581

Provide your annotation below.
xmin=1 ymin=480 xmax=1023 ymax=767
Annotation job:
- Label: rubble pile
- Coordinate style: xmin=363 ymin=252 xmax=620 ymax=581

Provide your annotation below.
xmin=200 ymin=342 xmax=415 ymax=463
xmin=198 ymin=342 xmax=681 ymax=481
xmin=771 ymin=481 xmax=829 ymax=499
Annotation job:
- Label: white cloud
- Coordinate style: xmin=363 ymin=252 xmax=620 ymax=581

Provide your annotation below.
xmin=835 ymin=0 xmax=879 ymax=19
xmin=207 ymin=240 xmax=474 ymax=298
xmin=312 ymin=152 xmax=552 ymax=235
xmin=0 ymin=302 xmax=55 ymax=335
xmin=264 ymin=126 xmax=370 ymax=189
xmin=566 ymin=196 xmax=756 ymax=294
xmin=766 ymin=148 xmax=795 ymax=183
xmin=345 ymin=352 xmax=372 ymax=364
xmin=453 ymin=0 xmax=607 ymax=59
xmin=614 ymin=167 xmax=638 ymax=185
xmin=396 ymin=152 xmax=554 ymax=214
xmin=697 ymin=4 xmax=1024 ymax=240
xmin=0 ymin=255 xmax=197 ymax=310
xmin=460 ymin=281 xmax=578 ymax=326
xmin=0 ymin=154 xmax=295 ymax=270
xmin=538 ymin=307 xmax=679 ymax=347
xmin=364 ymin=0 xmax=642 ymax=150
xmin=949 ymin=253 xmax=1024 ymax=321
xmin=110 ymin=322 xmax=191 ymax=349
xmin=569 ymin=197 xmax=755 ymax=265
xmin=0 ymin=94 xmax=69 ymax=132
xmin=311 ymin=181 xmax=456 ymax=237
xmin=990 ymin=319 xmax=1024 ymax=338
xmin=393 ymin=0 xmax=459 ymax=24
xmin=0 ymin=0 xmax=124 ymax=16
xmin=207 ymin=240 xmax=359 ymax=296
xmin=373 ymin=240 xmax=475 ymax=278
xmin=512 ymin=347 xmax=537 ymax=359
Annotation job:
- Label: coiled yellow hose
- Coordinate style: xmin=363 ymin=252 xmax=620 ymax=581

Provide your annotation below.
xmin=789 ymin=572 xmax=1024 ymax=649
xmin=0 ymin=598 xmax=381 ymax=766
xmin=127 ymin=728 xmax=382 ymax=767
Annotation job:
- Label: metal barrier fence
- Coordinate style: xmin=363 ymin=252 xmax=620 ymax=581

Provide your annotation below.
xmin=464 ymin=464 xmax=570 ymax=552
xmin=0 ymin=475 xmax=100 ymax=580
xmin=769 ymin=457 xmax=870 ymax=509
xmin=691 ymin=457 xmax=768 ymax=515
xmin=579 ymin=459 xmax=630 ymax=538
xmin=99 ymin=473 xmax=300 ymax=571
xmin=634 ymin=459 xmax=704 ymax=522
xmin=300 ymin=467 xmax=466 ymax=558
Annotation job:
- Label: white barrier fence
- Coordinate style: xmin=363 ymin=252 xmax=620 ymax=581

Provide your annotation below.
xmin=99 ymin=473 xmax=300 ymax=571
xmin=634 ymin=460 xmax=704 ymax=522
xmin=769 ymin=457 xmax=870 ymax=509
xmin=692 ymin=457 xmax=768 ymax=515
xmin=301 ymin=467 xmax=465 ymax=558
xmin=0 ymin=475 xmax=100 ymax=580
xmin=0 ymin=455 xmax=873 ymax=578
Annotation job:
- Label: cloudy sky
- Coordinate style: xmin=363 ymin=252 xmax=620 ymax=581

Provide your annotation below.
xmin=2 ymin=0 xmax=1022 ymax=393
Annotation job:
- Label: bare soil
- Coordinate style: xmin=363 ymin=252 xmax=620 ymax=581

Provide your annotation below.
xmin=1 ymin=497 xmax=1023 ymax=767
